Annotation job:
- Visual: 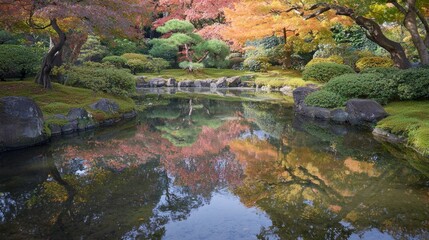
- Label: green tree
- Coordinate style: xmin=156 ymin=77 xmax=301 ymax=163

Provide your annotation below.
xmin=77 ymin=35 xmax=109 ymax=63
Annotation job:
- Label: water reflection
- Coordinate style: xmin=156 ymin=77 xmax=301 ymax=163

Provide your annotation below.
xmin=0 ymin=96 xmax=428 ymax=239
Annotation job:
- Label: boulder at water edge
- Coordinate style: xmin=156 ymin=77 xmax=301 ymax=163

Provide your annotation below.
xmin=346 ymin=99 xmax=388 ymax=125
xmin=0 ymin=97 xmax=49 ymax=151
xmin=90 ymin=98 xmax=120 ymax=113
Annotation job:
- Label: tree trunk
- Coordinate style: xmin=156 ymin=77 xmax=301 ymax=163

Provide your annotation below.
xmin=303 ymin=3 xmax=412 ymax=69
xmin=404 ymin=10 xmax=429 ymax=65
xmin=354 ymin=16 xmax=411 ymax=69
xmin=35 ymin=18 xmax=66 ymax=89
xmin=390 ymin=0 xmax=429 ymax=65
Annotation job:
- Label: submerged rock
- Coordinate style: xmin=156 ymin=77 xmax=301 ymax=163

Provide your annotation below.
xmin=0 ymin=97 xmax=49 ymax=151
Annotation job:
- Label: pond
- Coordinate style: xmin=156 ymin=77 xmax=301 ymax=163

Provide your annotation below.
xmin=0 ymin=92 xmax=428 ymax=239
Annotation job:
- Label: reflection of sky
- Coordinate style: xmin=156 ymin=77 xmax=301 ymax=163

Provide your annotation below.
xmin=162 ymin=189 xmax=272 ymax=240
xmin=240 ymin=130 xmax=271 ymax=141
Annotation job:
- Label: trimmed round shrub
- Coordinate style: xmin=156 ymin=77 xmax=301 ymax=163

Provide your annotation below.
xmin=304 ymin=90 xmax=346 ymax=108
xmin=356 ymin=56 xmax=394 ymax=71
xmin=126 ymin=59 xmax=148 ymax=74
xmin=62 ymin=63 xmax=135 ymax=96
xmin=394 ymin=68 xmax=429 ymax=100
xmin=243 ymin=57 xmax=271 ymax=72
xmin=102 ymin=56 xmax=127 ymax=68
xmin=324 ymin=73 xmax=397 ymax=104
xmin=150 ymin=58 xmax=170 ymax=73
xmin=303 ymin=62 xmax=355 ymax=83
xmin=306 ymin=55 xmax=344 ymax=66
xmin=0 ymin=44 xmax=40 ymax=80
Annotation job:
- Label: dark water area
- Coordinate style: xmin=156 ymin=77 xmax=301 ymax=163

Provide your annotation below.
xmin=1 ymin=94 xmax=428 ymax=239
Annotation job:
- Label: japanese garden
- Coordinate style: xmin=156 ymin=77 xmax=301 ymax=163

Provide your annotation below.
xmin=0 ymin=0 xmax=429 ymax=239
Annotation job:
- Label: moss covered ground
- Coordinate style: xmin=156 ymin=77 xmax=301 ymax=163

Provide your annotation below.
xmin=377 ymin=101 xmax=429 ymax=155
xmin=0 ymin=80 xmax=136 ymax=122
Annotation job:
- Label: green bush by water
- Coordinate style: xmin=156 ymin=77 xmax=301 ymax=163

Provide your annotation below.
xmin=302 ymin=62 xmax=355 ymax=83
xmin=60 ymin=63 xmax=135 ymax=97
xmin=304 ymin=90 xmax=346 ymax=108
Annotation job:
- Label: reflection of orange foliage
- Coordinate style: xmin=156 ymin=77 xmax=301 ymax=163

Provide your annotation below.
xmin=62 ymin=125 xmax=173 ymax=171
xmin=60 ymin=119 xmax=250 ymax=195
xmin=161 ymin=120 xmax=250 ymax=194
xmin=328 ymin=205 xmax=342 ymax=213
xmin=344 ymin=157 xmax=380 ymax=177
xmin=230 ymin=137 xmax=281 ymax=183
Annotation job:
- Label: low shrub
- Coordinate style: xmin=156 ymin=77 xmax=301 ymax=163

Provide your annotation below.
xmin=243 ymin=57 xmax=271 ymax=72
xmin=304 ymin=90 xmax=346 ymax=108
xmin=394 ymin=68 xmax=429 ymax=100
xmin=306 ymin=55 xmax=344 ymax=66
xmin=61 ymin=63 xmax=135 ymax=96
xmin=324 ymin=73 xmax=397 ymax=104
xmin=0 ymin=44 xmax=40 ymax=80
xmin=356 ymin=56 xmax=394 ymax=71
xmin=360 ymin=67 xmax=400 ymax=76
xmin=179 ymin=61 xmax=204 ymax=71
xmin=150 ymin=58 xmax=170 ymax=73
xmin=102 ymin=56 xmax=127 ymax=68
xmin=303 ymin=62 xmax=355 ymax=83
xmin=122 ymin=53 xmax=156 ymax=74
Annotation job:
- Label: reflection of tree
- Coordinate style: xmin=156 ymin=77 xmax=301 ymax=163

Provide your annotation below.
xmin=231 ymin=136 xmax=429 ymax=239
xmin=1 ymin=159 xmax=166 ymax=239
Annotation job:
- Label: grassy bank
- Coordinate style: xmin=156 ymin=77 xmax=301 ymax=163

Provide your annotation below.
xmin=0 ymin=80 xmax=135 ymax=122
xmin=377 ymin=101 xmax=429 ymax=155
xmin=140 ymin=67 xmax=312 ymax=88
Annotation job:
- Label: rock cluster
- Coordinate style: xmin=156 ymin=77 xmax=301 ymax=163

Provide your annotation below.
xmin=293 ymin=87 xmax=388 ymax=126
xmin=0 ymin=97 xmax=137 ymax=152
xmin=137 ymin=76 xmax=252 ymax=89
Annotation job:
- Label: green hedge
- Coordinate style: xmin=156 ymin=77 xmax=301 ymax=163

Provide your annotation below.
xmin=324 ymin=73 xmax=396 ymax=104
xmin=394 ymin=68 xmax=429 ymax=100
xmin=102 ymin=56 xmax=128 ymax=68
xmin=0 ymin=44 xmax=40 ymax=80
xmin=61 ymin=62 xmax=135 ymax=96
xmin=304 ymin=90 xmax=346 ymax=108
xmin=302 ymin=62 xmax=355 ymax=83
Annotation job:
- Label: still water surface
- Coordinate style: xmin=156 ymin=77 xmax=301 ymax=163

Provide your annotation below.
xmin=0 ymin=93 xmax=428 ymax=239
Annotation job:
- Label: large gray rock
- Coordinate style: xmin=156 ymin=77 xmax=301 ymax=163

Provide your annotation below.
xmin=293 ymin=87 xmax=317 ymax=106
xmin=90 ymin=98 xmax=120 ymax=113
xmin=149 ymin=78 xmax=166 ymax=88
xmin=226 ymin=76 xmax=241 ymax=87
xmin=178 ymin=80 xmax=194 ymax=88
xmin=194 ymin=79 xmax=212 ymax=88
xmin=67 ymin=108 xmax=89 ymax=121
xmin=211 ymin=77 xmax=227 ymax=88
xmin=0 ymin=97 xmax=48 ymax=151
xmin=166 ymin=78 xmax=176 ymax=87
xmin=346 ymin=99 xmax=388 ymax=125
xmin=135 ymin=76 xmax=149 ymax=88
xmin=280 ymin=86 xmax=293 ymax=96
